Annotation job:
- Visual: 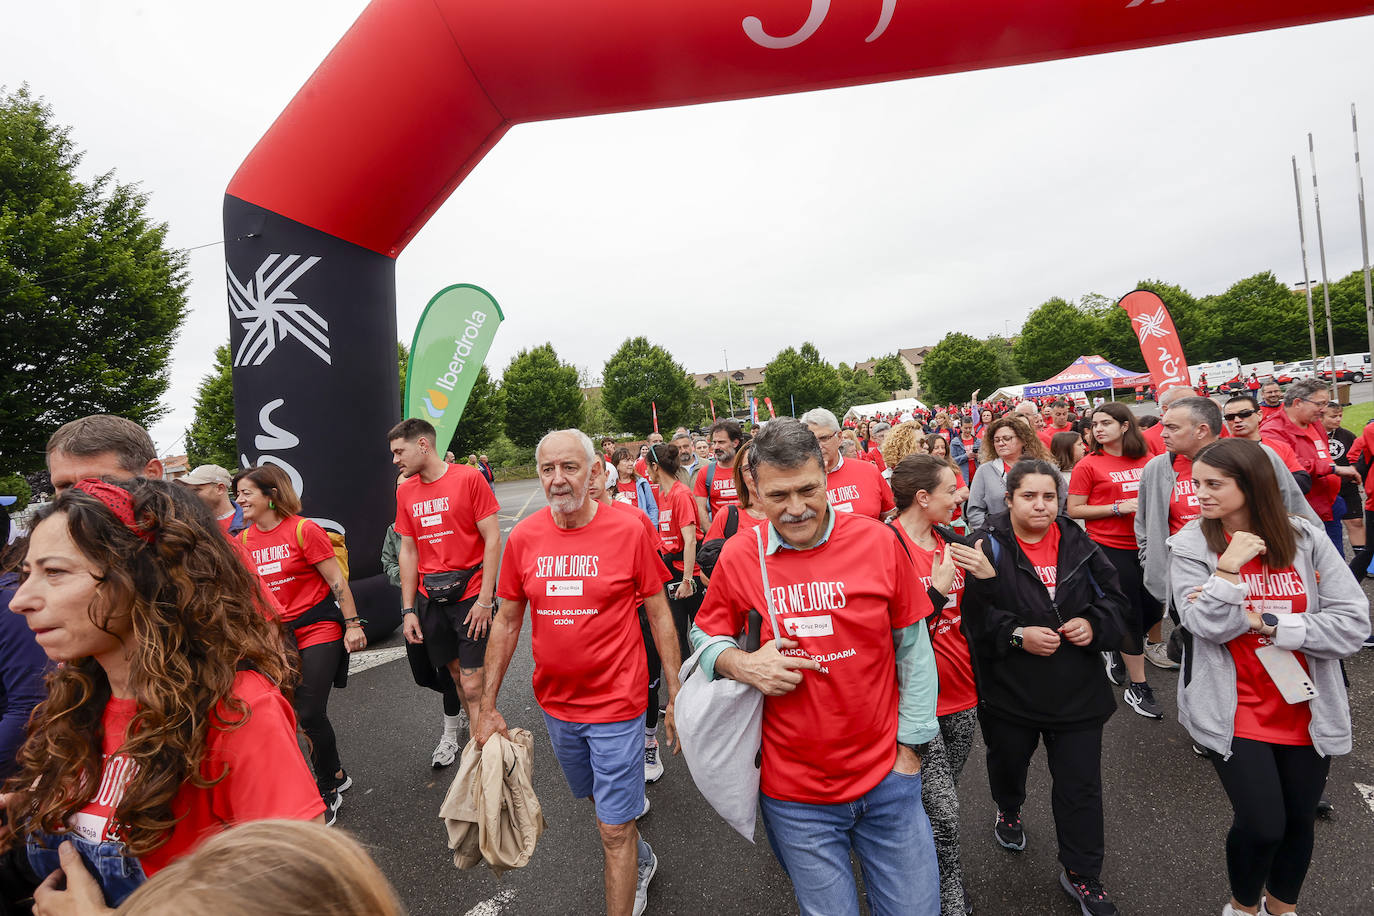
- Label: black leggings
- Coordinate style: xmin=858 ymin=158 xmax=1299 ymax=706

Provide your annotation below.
xmin=638 ymin=605 xmax=661 ymax=730
xmin=1210 ymin=737 xmax=1330 ymax=907
xmin=296 ymin=640 xmax=343 ymax=791
xmin=1100 ymin=545 xmax=1160 ymax=650
xmin=667 ymin=576 xmax=704 ymax=661
xmin=1350 ymin=509 xmax=1374 ymax=580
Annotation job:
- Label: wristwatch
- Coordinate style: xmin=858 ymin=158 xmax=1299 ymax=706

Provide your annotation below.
xmin=1010 ymin=626 xmax=1025 ymax=650
xmin=1260 ymin=612 xmax=1279 ymax=637
xmin=402 ymin=607 xmax=417 ymax=616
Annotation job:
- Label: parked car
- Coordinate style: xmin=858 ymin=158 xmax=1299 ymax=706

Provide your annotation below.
xmin=1275 ymin=360 xmax=1317 ymax=384
xmin=1318 ymin=353 xmax=1370 ymax=383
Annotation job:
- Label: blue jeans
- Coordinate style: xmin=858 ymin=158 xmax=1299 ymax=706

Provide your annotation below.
xmin=760 ymin=769 xmax=939 ymax=916
xmin=27 ymin=832 xmax=147 ymax=906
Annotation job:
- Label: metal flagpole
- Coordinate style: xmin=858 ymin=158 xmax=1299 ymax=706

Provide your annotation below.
xmin=1355 ymin=104 xmax=1374 ymax=367
xmin=1293 ymin=156 xmax=1320 ymax=375
xmin=723 ymin=348 xmax=735 ymax=416
xmin=1309 ymin=134 xmax=1339 ymax=396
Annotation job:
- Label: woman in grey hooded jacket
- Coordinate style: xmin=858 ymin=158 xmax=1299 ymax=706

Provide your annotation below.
xmin=1169 ymin=439 xmax=1369 ymax=916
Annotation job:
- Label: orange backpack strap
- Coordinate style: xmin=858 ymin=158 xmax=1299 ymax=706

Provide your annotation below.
xmin=295 ymin=517 xmax=307 ymax=551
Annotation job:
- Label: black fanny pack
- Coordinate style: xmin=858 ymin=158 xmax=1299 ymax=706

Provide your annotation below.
xmin=424 ymin=566 xmax=481 ymax=605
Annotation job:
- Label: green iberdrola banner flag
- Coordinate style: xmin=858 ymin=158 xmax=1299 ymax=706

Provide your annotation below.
xmin=405 ymin=284 xmax=504 ymax=450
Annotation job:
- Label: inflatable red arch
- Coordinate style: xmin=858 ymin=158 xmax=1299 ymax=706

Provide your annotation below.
xmin=222 ymin=0 xmax=1373 ymax=625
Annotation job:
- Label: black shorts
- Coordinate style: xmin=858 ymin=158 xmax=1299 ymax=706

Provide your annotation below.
xmin=418 ymin=592 xmax=488 ymax=670
xmin=1339 ymin=482 xmax=1362 ymax=520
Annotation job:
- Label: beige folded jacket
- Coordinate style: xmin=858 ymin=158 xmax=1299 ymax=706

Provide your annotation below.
xmin=439 ymin=727 xmax=547 ymax=875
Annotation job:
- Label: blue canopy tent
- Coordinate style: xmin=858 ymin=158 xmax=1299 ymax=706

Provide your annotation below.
xmin=1023 ymin=356 xmax=1151 ymax=399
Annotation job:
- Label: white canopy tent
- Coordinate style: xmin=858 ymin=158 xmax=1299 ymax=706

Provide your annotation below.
xmin=842 ymin=397 xmax=928 ymax=421
xmin=988 ymin=385 xmax=1026 ymax=401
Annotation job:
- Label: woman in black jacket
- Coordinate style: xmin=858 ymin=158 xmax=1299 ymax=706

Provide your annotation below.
xmin=963 ymin=459 xmax=1135 ymax=916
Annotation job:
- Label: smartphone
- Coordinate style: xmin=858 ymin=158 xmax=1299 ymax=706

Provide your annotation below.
xmin=1255 ymin=645 xmax=1319 ymax=704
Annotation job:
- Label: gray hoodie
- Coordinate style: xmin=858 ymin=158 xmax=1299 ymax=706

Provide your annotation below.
xmin=965 ymin=460 xmax=1065 ymax=530
xmin=1168 ymin=518 xmax=1370 ymax=758
xmin=1135 ymin=443 xmax=1319 ymax=602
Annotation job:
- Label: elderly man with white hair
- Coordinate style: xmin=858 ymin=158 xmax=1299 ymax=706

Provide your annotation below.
xmin=801 ymin=408 xmax=895 ymax=519
xmin=477 ymin=429 xmax=682 ymax=916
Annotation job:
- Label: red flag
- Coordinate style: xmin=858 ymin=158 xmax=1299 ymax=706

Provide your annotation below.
xmin=764 ymin=396 xmax=776 ymax=419
xmin=709 ymin=398 xmax=716 ymax=421
xmin=651 ymin=401 xmax=659 ymax=433
xmin=1118 ymin=290 xmax=1190 ymax=394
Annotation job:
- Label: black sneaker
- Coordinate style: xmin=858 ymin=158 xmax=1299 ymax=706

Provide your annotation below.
xmin=322 ymin=789 xmax=343 ymax=826
xmin=1191 ymin=742 xmax=1210 ymax=758
xmin=994 ymin=809 xmax=1026 ymax=851
xmin=1124 ymin=682 xmax=1163 ymax=719
xmin=1059 ymin=869 xmax=1119 ymax=916
xmin=1316 ymin=797 xmax=1334 ymax=818
xmin=1102 ymin=651 xmax=1125 ymax=687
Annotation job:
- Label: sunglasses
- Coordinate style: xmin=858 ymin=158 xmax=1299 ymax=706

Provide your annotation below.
xmin=1223 ymin=409 xmax=1257 ymax=421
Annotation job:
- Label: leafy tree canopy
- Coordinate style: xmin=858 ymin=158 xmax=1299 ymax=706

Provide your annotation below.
xmin=1 ymin=85 xmax=188 ymax=473
xmin=502 ymin=343 xmax=583 ymax=448
xmin=757 ymin=342 xmax=842 ymax=417
xmin=185 ymin=344 xmax=237 ymax=470
xmin=1012 ymin=297 xmax=1096 ymax=383
xmin=920 ymin=333 xmax=1003 ymax=405
xmin=448 ymin=365 xmax=506 ymax=457
xmin=601 ymin=337 xmax=695 ymax=435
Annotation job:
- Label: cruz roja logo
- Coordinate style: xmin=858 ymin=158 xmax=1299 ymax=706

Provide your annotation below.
xmin=227 ymin=254 xmax=330 ymax=367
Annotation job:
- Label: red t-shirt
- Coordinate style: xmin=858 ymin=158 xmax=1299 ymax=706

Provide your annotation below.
xmin=636 ymin=457 xmax=662 ymax=501
xmin=1169 ymin=453 xmax=1201 ymax=534
xmin=893 ymin=525 xmax=976 ymax=716
xmin=693 ymin=461 xmax=740 ymax=517
xmin=1143 ymin=422 xmax=1167 ymax=456
xmin=1261 ymin=402 xmax=1285 ymax=421
xmin=613 ymin=480 xmax=639 ymax=509
xmin=1017 ymin=524 xmax=1062 ymax=599
xmin=609 ymin=499 xmax=670 ymax=557
xmin=703 ymin=504 xmax=769 ymax=543
xmin=656 ymin=481 xmax=700 ymax=576
xmin=1260 ymin=435 xmax=1304 ymax=475
xmin=69 ymin=671 xmax=323 ymax=876
xmin=497 ymin=504 xmax=665 ymax=722
xmin=825 ymin=457 xmax=896 ymax=519
xmin=1037 ymin=423 xmax=1073 ymax=449
xmin=695 ymin=513 xmax=930 ymax=804
xmin=216 ymin=513 xmax=236 ymax=535
xmin=1227 ymin=556 xmax=1313 ymax=745
xmin=241 ymin=518 xmax=341 ymax=650
xmin=1068 ymin=452 xmax=1149 ymax=550
xmin=859 ymin=444 xmax=888 ymax=471
xmin=395 ymin=463 xmax=501 ymax=600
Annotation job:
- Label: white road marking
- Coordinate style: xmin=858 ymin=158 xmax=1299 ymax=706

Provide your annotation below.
xmin=513 ymin=486 xmax=541 ymax=519
xmin=1357 ymin=782 xmax=1374 ymax=819
xmin=461 ymin=888 xmax=516 ymax=916
xmin=347 ymin=645 xmax=408 ymax=675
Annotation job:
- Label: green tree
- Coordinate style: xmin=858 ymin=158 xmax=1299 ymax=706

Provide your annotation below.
xmin=1013 ymin=297 xmax=1096 ymax=382
xmin=448 ymin=364 xmax=506 ymax=456
xmin=0 ymin=474 xmax=32 ymax=513
xmin=601 ymin=337 xmax=695 ymax=434
xmin=757 ymin=342 xmax=842 ymax=416
xmin=920 ymin=333 xmax=1003 ymax=405
xmin=397 ymin=341 xmax=409 ymax=406
xmin=837 ymin=362 xmax=888 ymax=408
xmin=984 ymin=335 xmax=1023 ymax=387
xmin=501 ymin=343 xmax=583 ymax=447
xmin=0 ymin=85 xmax=188 ymax=473
xmin=1202 ymin=272 xmax=1307 ymax=364
xmin=184 ymin=344 xmax=237 ymax=470
xmin=689 ymin=377 xmax=737 ymax=426
xmin=870 ymin=354 xmax=913 ymax=395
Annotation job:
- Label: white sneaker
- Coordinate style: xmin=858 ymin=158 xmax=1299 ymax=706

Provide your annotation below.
xmin=632 ymin=846 xmax=657 ymax=916
xmin=457 ymin=708 xmax=470 ymax=734
xmin=1144 ymin=639 xmax=1180 ymax=670
xmin=636 ymin=795 xmax=651 ymax=819
xmin=644 ymin=741 xmax=664 ymax=783
xmin=431 ymin=735 xmax=460 ymax=768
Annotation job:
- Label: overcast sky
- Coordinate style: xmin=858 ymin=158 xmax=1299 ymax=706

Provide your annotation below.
xmin=7 ymin=4 xmax=1374 ymax=452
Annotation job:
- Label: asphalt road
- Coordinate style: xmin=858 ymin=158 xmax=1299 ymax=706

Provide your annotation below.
xmin=330 ymin=480 xmax=1374 ymax=916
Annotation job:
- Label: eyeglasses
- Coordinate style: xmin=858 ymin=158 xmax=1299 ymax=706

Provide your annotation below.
xmin=814 ymin=432 xmax=838 ymax=444
xmin=1297 ymin=397 xmax=1331 ymax=409
xmin=1223 ymin=409 xmax=1257 ymax=421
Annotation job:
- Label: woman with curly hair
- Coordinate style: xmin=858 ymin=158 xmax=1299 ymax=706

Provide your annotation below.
xmin=880 ymin=421 xmax=929 ymax=479
xmin=1 ymin=477 xmax=323 ymax=910
xmin=966 ymin=416 xmax=1060 ymax=530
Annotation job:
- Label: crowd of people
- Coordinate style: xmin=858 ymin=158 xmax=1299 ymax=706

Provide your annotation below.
xmin=1 ymin=381 xmax=1371 ymax=915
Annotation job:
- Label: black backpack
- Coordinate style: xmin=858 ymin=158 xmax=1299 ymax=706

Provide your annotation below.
xmin=694 ymin=505 xmax=740 ymax=579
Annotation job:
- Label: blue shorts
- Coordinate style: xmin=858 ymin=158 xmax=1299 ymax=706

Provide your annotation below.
xmin=542 ymin=711 xmax=645 ymax=825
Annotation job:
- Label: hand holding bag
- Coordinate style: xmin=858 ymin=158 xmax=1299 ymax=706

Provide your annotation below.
xmin=674 ymin=526 xmax=780 ymax=841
